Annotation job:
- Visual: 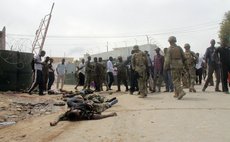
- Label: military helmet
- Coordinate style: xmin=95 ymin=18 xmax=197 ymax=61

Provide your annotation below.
xmin=133 ymin=45 xmax=139 ymax=50
xmin=184 ymin=43 xmax=190 ymax=49
xmin=168 ymin=36 xmax=177 ymax=42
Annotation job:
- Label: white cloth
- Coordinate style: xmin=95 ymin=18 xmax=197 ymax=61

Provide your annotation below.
xmin=196 ymin=57 xmax=203 ymax=69
xmin=34 ymin=54 xmax=42 ymax=71
xmin=48 ymin=64 xmax=54 ymax=73
xmin=78 ymin=62 xmax=85 ymax=75
xmin=107 ymin=60 xmax=114 ymax=73
xmin=56 ymin=64 xmax=66 ymax=75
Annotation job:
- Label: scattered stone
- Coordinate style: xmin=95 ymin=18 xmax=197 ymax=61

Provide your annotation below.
xmin=45 ymin=112 xmax=51 ymax=115
xmin=53 ymin=101 xmax=65 ymax=106
xmin=19 ymin=134 xmax=26 ymax=138
xmin=17 ymin=108 xmax=22 ymax=111
xmin=40 ymin=109 xmax=46 ymax=112
xmin=7 ymin=115 xmax=18 ymax=118
xmin=0 ymin=121 xmax=16 ymax=126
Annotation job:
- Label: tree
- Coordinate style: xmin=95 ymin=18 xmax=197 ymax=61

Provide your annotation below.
xmin=219 ymin=11 xmax=230 ymax=46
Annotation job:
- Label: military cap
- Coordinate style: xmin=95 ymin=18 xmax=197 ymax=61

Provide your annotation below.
xmin=184 ymin=43 xmax=190 ymax=49
xmin=168 ymin=36 xmax=177 ymax=42
xmin=133 ymin=45 xmax=139 ymax=50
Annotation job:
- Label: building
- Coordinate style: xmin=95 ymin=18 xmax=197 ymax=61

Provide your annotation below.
xmin=0 ymin=27 xmax=6 ymax=50
xmin=84 ymin=44 xmax=160 ymax=60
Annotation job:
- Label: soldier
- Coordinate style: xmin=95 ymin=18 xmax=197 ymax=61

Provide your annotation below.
xmin=164 ymin=36 xmax=186 ymax=100
xmin=93 ymin=57 xmax=102 ymax=92
xmin=124 ymin=50 xmax=139 ymax=95
xmin=202 ymin=39 xmax=221 ymax=92
xmin=50 ymin=96 xmax=118 ymax=126
xmin=131 ymin=45 xmax=148 ymax=98
xmin=153 ymin=48 xmax=164 ymax=92
xmin=184 ymin=43 xmax=198 ymax=92
xmin=115 ymin=56 xmax=129 ymax=92
xmin=83 ymin=56 xmax=94 ymax=90
xmin=98 ymin=57 xmax=109 ymax=91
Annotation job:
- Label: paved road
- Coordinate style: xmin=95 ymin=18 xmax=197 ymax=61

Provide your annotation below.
xmin=1 ymin=84 xmax=230 ymax=142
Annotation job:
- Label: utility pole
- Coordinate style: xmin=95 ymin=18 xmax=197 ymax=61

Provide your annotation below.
xmin=146 ymin=35 xmax=150 ymax=44
xmin=0 ymin=26 xmax=6 ymax=50
xmin=134 ymin=38 xmax=138 ymax=45
xmin=32 ymin=3 xmax=55 ymax=55
xmin=106 ymin=41 xmax=109 ymax=52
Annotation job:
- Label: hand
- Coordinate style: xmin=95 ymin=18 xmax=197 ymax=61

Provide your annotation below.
xmin=112 ymin=112 xmax=117 ymax=116
xmin=50 ymin=121 xmax=57 ymax=126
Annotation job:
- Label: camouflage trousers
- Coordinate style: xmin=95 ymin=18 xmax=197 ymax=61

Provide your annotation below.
xmin=136 ymin=69 xmax=148 ymax=97
xmin=171 ymin=68 xmax=185 ymax=96
xmin=92 ymin=103 xmax=110 ymax=114
xmin=188 ymin=67 xmax=196 ymax=89
xmin=84 ymin=73 xmax=93 ymax=89
xmin=153 ymin=71 xmax=163 ymax=91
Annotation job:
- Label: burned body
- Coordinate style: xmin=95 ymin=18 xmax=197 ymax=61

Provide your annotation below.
xmin=50 ymin=95 xmax=118 ymax=126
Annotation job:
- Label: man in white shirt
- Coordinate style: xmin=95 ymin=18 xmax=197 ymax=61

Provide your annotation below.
xmin=28 ymin=50 xmax=46 ymax=95
xmin=106 ymin=56 xmax=114 ymax=90
xmin=56 ymin=58 xmax=66 ymax=90
xmin=195 ymin=53 xmax=204 ymax=85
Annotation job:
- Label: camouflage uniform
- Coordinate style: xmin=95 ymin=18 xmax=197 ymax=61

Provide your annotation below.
xmin=92 ymin=58 xmax=101 ymax=91
xmin=115 ymin=56 xmax=129 ymax=91
xmin=131 ymin=45 xmax=148 ymax=98
xmin=184 ymin=44 xmax=198 ymax=92
xmin=98 ymin=58 xmax=109 ymax=91
xmin=164 ymin=36 xmax=186 ymax=100
xmin=83 ymin=57 xmax=94 ymax=89
xmin=66 ymin=97 xmax=110 ymax=118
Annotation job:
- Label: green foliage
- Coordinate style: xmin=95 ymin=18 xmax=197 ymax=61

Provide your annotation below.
xmin=219 ymin=11 xmax=230 ymax=46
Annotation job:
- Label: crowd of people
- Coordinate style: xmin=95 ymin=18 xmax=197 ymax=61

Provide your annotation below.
xmin=27 ymin=36 xmax=230 ymax=99
xmin=75 ymin=36 xmax=230 ymax=99
xmin=27 ymin=52 xmax=67 ymax=95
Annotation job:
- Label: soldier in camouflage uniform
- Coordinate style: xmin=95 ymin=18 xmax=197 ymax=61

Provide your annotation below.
xmin=98 ymin=57 xmax=109 ymax=91
xmin=115 ymin=56 xmax=129 ymax=92
xmin=131 ymin=45 xmax=148 ymax=98
xmin=164 ymin=36 xmax=186 ymax=100
xmin=83 ymin=56 xmax=94 ymax=89
xmin=184 ymin=43 xmax=198 ymax=92
xmin=50 ymin=95 xmax=118 ymax=126
xmin=93 ymin=57 xmax=102 ymax=92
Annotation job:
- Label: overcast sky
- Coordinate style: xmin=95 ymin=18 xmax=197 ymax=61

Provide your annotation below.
xmin=1 ymin=0 xmax=230 ymax=59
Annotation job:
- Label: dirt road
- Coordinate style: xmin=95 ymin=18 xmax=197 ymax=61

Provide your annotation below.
xmin=1 ymin=85 xmax=230 ymax=142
